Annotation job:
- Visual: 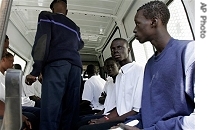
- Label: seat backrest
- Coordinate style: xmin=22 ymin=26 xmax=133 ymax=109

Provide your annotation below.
xmin=1 ymin=69 xmax=22 ymax=130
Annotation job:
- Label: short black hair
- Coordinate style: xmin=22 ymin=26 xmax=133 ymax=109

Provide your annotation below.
xmin=112 ymin=38 xmax=129 ymax=47
xmin=50 ymin=0 xmax=67 ymax=10
xmin=104 ymin=57 xmax=119 ymax=65
xmin=2 ymin=52 xmax=13 ymax=59
xmin=104 ymin=57 xmax=120 ymax=69
xmin=14 ymin=64 xmax=22 ymax=70
xmin=137 ymin=0 xmax=170 ymax=26
xmin=86 ymin=64 xmax=97 ymax=75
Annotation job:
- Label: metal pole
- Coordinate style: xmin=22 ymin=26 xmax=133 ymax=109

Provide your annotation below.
xmin=0 ymin=0 xmax=13 ymax=58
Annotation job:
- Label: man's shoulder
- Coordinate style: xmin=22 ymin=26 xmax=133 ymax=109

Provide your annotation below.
xmin=39 ymin=11 xmax=52 ymax=16
xmin=174 ymin=39 xmax=194 ymax=47
xmin=129 ymin=61 xmax=144 ymax=70
xmin=120 ymin=62 xmax=144 ymax=74
xmin=91 ymin=75 xmax=104 ymax=81
xmin=174 ymin=39 xmax=195 ymax=54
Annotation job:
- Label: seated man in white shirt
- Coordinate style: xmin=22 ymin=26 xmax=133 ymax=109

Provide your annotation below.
xmin=30 ymin=74 xmax=42 ymax=99
xmin=13 ymin=64 xmax=41 ymax=108
xmin=23 ymin=73 xmax=42 ymax=103
xmin=80 ymin=64 xmax=106 ymax=116
xmin=0 ymin=51 xmax=40 ymax=130
xmin=75 ymin=57 xmax=120 ymax=129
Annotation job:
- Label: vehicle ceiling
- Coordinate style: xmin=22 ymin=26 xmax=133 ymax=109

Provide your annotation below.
xmin=10 ymin=0 xmax=135 ymax=62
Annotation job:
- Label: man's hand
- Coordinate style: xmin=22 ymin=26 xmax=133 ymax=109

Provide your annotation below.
xmin=29 ymin=95 xmax=41 ymax=101
xmin=22 ymin=115 xmax=32 ymax=130
xmin=25 ymin=74 xmax=37 ymax=85
xmin=89 ymin=117 xmax=106 ymax=125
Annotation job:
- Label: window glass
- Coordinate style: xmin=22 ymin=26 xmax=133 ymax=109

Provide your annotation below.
xmin=8 ymin=49 xmax=26 ymax=72
xmin=132 ymin=40 xmax=154 ymax=67
xmin=168 ymin=0 xmax=194 ymax=40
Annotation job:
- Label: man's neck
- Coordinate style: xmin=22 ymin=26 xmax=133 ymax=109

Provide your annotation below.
xmin=0 ymin=66 xmax=5 ymax=75
xmin=120 ymin=59 xmax=132 ymax=67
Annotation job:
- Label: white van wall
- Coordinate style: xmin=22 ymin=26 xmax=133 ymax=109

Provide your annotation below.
xmin=7 ymin=20 xmax=32 ymax=60
xmin=101 ymin=0 xmax=148 ymax=63
xmin=6 ymin=20 xmax=33 ymax=74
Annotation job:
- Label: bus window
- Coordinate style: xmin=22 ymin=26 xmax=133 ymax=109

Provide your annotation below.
xmin=168 ymin=0 xmax=194 ymax=40
xmin=132 ymin=40 xmax=154 ymax=67
xmin=7 ymin=49 xmax=26 ymax=72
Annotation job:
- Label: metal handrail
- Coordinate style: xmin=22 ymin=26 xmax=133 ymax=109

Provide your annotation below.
xmin=1 ymin=69 xmax=22 ymax=130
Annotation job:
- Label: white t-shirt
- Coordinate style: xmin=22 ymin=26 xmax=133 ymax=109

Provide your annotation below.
xmin=103 ymin=77 xmax=116 ymax=115
xmin=22 ymin=76 xmax=42 ymax=98
xmin=82 ymin=75 xmax=106 ymax=110
xmin=21 ymin=76 xmax=35 ymax=107
xmin=0 ymin=72 xmax=35 ymax=107
xmin=21 ymin=97 xmax=35 ymax=107
xmin=22 ymin=75 xmax=41 ymax=98
xmin=31 ymin=80 xmax=42 ymax=98
xmin=0 ymin=72 xmax=5 ymax=102
xmin=22 ymin=75 xmax=33 ymax=96
xmin=115 ymin=61 xmax=144 ymax=116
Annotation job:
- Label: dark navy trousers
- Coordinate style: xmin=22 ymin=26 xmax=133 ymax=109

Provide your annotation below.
xmin=22 ymin=106 xmax=40 ymax=130
xmin=40 ymin=60 xmax=81 ymax=130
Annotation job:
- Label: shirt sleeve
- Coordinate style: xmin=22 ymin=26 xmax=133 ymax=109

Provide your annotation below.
xmin=82 ymin=80 xmax=93 ymax=102
xmin=103 ymin=81 xmax=109 ymax=94
xmin=181 ymin=112 xmax=195 ymax=129
xmin=132 ymin=66 xmax=144 ymax=112
xmin=30 ymin=11 xmax=52 ymax=76
xmin=76 ymin=26 xmax=84 ymax=50
xmin=21 ymin=97 xmax=35 ymax=107
xmin=0 ymin=83 xmax=5 ymax=102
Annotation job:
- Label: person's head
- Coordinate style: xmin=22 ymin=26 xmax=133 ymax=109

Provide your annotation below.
xmin=13 ymin=64 xmax=22 ymax=70
xmin=133 ymin=1 xmax=170 ymax=43
xmin=86 ymin=64 xmax=97 ymax=78
xmin=104 ymin=57 xmax=120 ymax=78
xmin=0 ymin=52 xmax=14 ymax=73
xmin=3 ymin=35 xmax=9 ymax=56
xmin=110 ymin=38 xmax=131 ymax=66
xmin=51 ymin=0 xmax=68 ymax=15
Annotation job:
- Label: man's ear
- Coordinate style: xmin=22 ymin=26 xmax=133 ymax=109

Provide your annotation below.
xmin=151 ymin=17 xmax=158 ymax=28
xmin=65 ymin=9 xmax=68 ymax=15
xmin=128 ymin=47 xmax=131 ymax=53
xmin=1 ymin=57 xmax=5 ymax=62
xmin=52 ymin=8 xmax=55 ymax=13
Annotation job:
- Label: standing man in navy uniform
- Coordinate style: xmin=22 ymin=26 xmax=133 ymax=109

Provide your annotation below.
xmin=25 ymin=0 xmax=84 ymax=129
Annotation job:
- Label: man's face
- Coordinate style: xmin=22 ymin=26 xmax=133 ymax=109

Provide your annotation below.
xmin=3 ymin=56 xmax=14 ymax=70
xmin=110 ymin=40 xmax=130 ymax=62
xmin=133 ymin=10 xmax=152 ymax=43
xmin=104 ymin=60 xmax=119 ymax=77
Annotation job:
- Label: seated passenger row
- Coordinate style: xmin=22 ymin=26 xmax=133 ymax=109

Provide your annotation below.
xmin=14 ymin=63 xmax=41 ymax=108
xmin=77 ymin=38 xmax=144 ymax=130
xmin=0 ymin=35 xmax=40 ymax=130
